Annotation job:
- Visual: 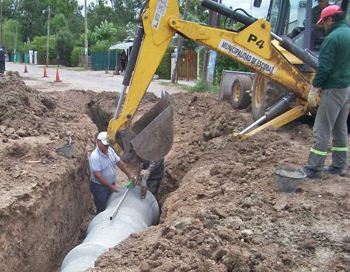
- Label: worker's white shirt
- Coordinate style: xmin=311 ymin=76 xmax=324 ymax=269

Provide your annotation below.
xmin=89 ymin=146 xmax=120 ymax=185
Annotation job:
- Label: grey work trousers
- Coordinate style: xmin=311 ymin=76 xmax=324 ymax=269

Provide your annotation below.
xmin=306 ymin=86 xmax=350 ymax=172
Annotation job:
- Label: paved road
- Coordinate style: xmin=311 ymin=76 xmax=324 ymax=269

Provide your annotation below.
xmin=6 ymin=62 xmax=195 ymax=96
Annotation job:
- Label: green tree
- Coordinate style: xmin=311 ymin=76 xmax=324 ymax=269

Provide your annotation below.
xmin=94 ymin=20 xmax=117 ymax=42
xmin=70 ymin=46 xmax=83 ymax=66
xmin=31 ymin=35 xmax=57 ymax=64
xmin=87 ymin=1 xmax=118 ymax=31
xmin=18 ymin=0 xmax=48 ymax=41
xmin=92 ymin=40 xmax=110 ymax=52
xmin=110 ymin=0 xmax=142 ymax=26
xmin=15 ymin=0 xmax=82 ymax=43
xmin=50 ymin=13 xmax=69 ymax=34
xmin=55 ymin=30 xmax=74 ymax=66
xmin=78 ymin=31 xmax=98 ymax=52
xmin=2 ymin=19 xmax=22 ymax=52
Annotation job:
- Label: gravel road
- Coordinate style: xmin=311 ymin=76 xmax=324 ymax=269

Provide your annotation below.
xmin=6 ymin=62 xmax=194 ymax=96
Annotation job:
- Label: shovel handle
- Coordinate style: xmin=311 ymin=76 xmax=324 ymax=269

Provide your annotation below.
xmin=110 ymin=178 xmax=135 ymax=220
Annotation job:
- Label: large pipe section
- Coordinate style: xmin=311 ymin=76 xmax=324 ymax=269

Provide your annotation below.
xmin=60 ymin=186 xmax=159 ymax=272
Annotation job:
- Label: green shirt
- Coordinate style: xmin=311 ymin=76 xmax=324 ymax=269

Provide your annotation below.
xmin=312 ymin=20 xmax=350 ymax=89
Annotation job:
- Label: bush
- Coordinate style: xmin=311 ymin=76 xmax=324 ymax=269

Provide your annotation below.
xmin=92 ymin=40 xmax=111 ymax=52
xmin=31 ymin=36 xmax=57 ymax=65
xmin=70 ymin=46 xmax=83 ymax=66
xmin=55 ymin=30 xmax=75 ymax=66
xmin=156 ymin=46 xmax=175 ymax=79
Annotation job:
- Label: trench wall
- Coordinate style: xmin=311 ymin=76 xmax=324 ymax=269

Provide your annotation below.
xmin=0 ymin=159 xmax=92 ymax=272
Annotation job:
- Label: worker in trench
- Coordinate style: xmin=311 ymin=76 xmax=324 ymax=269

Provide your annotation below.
xmin=139 ymin=159 xmax=164 ymax=199
xmin=302 ymin=5 xmax=350 ymax=179
xmin=89 ymin=131 xmax=134 ymax=214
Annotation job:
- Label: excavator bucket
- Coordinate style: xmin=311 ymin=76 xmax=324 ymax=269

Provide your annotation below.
xmin=117 ymin=92 xmax=173 ymax=163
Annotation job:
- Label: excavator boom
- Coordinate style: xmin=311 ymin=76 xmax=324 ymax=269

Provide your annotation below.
xmin=107 ymin=0 xmax=337 ymax=161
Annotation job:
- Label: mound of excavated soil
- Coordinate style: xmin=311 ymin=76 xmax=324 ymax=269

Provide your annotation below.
xmin=0 ymin=73 xmax=99 ymax=272
xmin=1 ymin=74 xmax=350 ymax=272
xmin=88 ymin=92 xmax=350 ymax=272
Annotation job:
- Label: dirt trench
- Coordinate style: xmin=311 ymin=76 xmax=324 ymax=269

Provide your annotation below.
xmin=2 ymin=73 xmax=350 ymax=272
xmin=0 ymin=73 xmax=100 ymax=272
xmin=88 ymin=93 xmax=350 ymax=272
xmin=0 ymin=73 xmax=165 ymax=272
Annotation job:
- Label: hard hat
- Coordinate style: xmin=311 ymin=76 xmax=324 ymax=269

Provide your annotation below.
xmin=317 ymin=5 xmax=342 ymax=24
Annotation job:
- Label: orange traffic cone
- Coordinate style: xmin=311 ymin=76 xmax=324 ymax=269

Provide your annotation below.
xmin=43 ymin=67 xmax=48 ymax=78
xmin=24 ymin=64 xmax=28 ymax=73
xmin=54 ymin=69 xmax=62 ymax=82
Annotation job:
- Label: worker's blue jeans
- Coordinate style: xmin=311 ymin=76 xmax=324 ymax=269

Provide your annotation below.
xmin=90 ymin=181 xmax=114 ymax=214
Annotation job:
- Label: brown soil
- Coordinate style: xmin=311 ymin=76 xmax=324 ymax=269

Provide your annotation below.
xmin=1 ymin=73 xmax=350 ymax=272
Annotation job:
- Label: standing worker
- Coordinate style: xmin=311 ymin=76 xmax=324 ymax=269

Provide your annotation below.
xmin=89 ymin=131 xmax=134 ymax=214
xmin=139 ymin=159 xmax=164 ymax=198
xmin=303 ymin=5 xmax=350 ymax=179
xmin=0 ymin=46 xmax=5 ymax=74
xmin=120 ymin=52 xmax=127 ymax=73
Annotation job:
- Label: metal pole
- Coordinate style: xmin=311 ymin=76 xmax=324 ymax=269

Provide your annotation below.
xmin=84 ymin=0 xmax=89 ymax=69
xmin=14 ymin=21 xmax=18 ymax=62
xmin=171 ymin=0 xmax=190 ymax=84
xmin=109 ymin=187 xmax=131 ymax=220
xmin=46 ymin=6 xmax=50 ymax=68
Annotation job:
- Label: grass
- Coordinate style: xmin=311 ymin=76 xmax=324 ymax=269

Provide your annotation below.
xmin=54 ymin=66 xmax=87 ymax=72
xmin=185 ymin=79 xmax=220 ymax=94
xmin=159 ymin=81 xmax=171 ymax=86
xmin=158 ymin=79 xmax=219 ymax=93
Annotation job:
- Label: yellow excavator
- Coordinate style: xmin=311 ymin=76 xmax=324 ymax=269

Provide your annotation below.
xmin=107 ymin=0 xmax=350 ymax=163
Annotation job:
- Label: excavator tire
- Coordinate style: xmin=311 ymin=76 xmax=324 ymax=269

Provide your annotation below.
xmin=251 ymin=74 xmax=287 ymax=121
xmin=230 ymin=75 xmax=252 ymax=110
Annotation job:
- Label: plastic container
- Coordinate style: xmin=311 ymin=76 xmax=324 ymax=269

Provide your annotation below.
xmin=274 ymin=166 xmax=306 ymax=193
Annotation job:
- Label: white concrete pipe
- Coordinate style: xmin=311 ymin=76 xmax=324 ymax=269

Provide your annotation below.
xmin=60 ymin=186 xmax=159 ymax=272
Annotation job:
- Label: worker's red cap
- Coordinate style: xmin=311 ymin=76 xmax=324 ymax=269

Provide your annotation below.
xmin=317 ymin=5 xmax=343 ymax=24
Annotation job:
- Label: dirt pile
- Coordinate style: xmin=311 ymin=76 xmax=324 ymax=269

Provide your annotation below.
xmin=0 ymin=74 xmax=98 ymax=272
xmin=88 ymin=92 xmax=350 ymax=272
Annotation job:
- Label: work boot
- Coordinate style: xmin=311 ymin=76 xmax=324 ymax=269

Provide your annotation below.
xmin=302 ymin=167 xmax=322 ymax=179
xmin=323 ymin=165 xmax=346 ymax=177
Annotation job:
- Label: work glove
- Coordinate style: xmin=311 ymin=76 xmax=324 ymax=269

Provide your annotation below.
xmin=140 ymin=169 xmax=151 ymax=180
xmin=308 ymin=86 xmax=320 ymax=108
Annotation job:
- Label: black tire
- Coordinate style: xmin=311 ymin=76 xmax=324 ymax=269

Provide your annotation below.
xmin=251 ymin=74 xmax=287 ymax=121
xmin=230 ymin=76 xmax=252 ymax=110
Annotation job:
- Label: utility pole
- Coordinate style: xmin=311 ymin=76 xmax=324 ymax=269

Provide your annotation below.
xmin=84 ymin=0 xmax=89 ymax=69
xmin=46 ymin=6 xmax=51 ymax=67
xmin=14 ymin=21 xmax=18 ymax=61
xmin=0 ymin=0 xmax=3 ymax=46
xmin=171 ymin=0 xmax=190 ymax=84
xmin=204 ymin=0 xmax=219 ymax=85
